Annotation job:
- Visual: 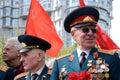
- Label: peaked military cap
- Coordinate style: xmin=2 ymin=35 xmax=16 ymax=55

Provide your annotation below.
xmin=18 ymin=35 xmax=51 ymax=53
xmin=64 ymin=6 xmax=99 ymax=33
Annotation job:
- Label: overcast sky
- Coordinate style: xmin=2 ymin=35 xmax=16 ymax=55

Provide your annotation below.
xmin=111 ymin=0 xmax=120 ymax=47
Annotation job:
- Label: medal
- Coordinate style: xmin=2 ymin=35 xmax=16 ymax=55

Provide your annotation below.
xmin=100 ymin=64 xmax=106 ymax=69
xmin=87 ymin=60 xmax=92 ymax=67
xmin=97 ymin=73 xmax=104 ymax=79
xmin=105 ymin=73 xmax=109 ymax=78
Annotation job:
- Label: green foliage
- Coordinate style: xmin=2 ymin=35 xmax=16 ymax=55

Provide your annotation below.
xmin=46 ymin=43 xmax=77 ymax=59
xmin=58 ymin=43 xmax=77 ymax=57
xmin=0 ymin=37 xmax=5 ymax=64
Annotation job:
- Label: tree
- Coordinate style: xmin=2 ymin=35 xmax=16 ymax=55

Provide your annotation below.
xmin=58 ymin=43 xmax=77 ymax=57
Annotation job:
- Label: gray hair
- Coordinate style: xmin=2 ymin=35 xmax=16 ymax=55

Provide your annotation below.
xmin=6 ymin=37 xmax=21 ymax=50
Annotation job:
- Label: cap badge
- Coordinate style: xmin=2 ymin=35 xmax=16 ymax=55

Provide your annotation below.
xmin=83 ymin=16 xmax=94 ymax=22
xmin=21 ymin=42 xmax=27 ymax=48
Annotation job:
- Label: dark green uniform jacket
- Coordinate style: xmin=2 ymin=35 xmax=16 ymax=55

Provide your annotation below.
xmin=14 ymin=65 xmax=51 ymax=80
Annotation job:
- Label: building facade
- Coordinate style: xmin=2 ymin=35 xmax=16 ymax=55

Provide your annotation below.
xmin=0 ymin=0 xmax=113 ymax=46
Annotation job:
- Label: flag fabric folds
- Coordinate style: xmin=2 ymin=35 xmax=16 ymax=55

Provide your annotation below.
xmin=79 ymin=0 xmax=119 ymax=50
xmin=96 ymin=25 xmax=119 ymax=50
xmin=25 ymin=0 xmax=63 ymax=57
xmin=79 ymin=0 xmax=85 ymax=7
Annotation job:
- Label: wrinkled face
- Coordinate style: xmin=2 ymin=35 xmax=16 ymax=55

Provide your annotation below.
xmin=2 ymin=42 xmax=19 ymax=62
xmin=71 ymin=25 xmax=97 ymax=50
xmin=20 ymin=49 xmax=44 ymax=72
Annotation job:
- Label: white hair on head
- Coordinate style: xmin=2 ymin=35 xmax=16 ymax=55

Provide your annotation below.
xmin=6 ymin=37 xmax=21 ymax=50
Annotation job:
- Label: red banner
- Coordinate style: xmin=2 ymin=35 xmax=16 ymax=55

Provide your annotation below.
xmin=79 ymin=0 xmax=85 ymax=7
xmin=25 ymin=0 xmax=63 ymax=57
xmin=96 ymin=25 xmax=119 ymax=50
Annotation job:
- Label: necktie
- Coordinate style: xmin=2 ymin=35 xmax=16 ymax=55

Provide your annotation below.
xmin=80 ymin=52 xmax=86 ymax=68
xmin=32 ymin=74 xmax=38 ymax=80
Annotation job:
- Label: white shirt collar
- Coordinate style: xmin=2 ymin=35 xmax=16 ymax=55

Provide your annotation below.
xmin=31 ymin=65 xmax=45 ymax=76
xmin=77 ymin=48 xmax=91 ymax=62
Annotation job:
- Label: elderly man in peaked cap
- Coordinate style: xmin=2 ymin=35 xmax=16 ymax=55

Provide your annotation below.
xmin=50 ymin=6 xmax=120 ymax=80
xmin=14 ymin=34 xmax=51 ymax=80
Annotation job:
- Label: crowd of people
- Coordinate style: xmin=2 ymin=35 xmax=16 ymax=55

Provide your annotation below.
xmin=0 ymin=6 xmax=120 ymax=80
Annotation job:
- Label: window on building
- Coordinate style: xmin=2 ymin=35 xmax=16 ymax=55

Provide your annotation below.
xmin=3 ymin=7 xmax=11 ymax=16
xmin=48 ymin=3 xmax=51 ymax=8
xmin=12 ymin=9 xmax=19 ymax=17
xmin=86 ymin=0 xmax=98 ymax=2
xmin=20 ymin=6 xmax=29 ymax=15
xmin=12 ymin=0 xmax=19 ymax=7
xmin=71 ymin=0 xmax=78 ymax=6
xmin=87 ymin=0 xmax=93 ymax=2
xmin=65 ymin=8 xmax=70 ymax=15
xmin=3 ymin=18 xmax=11 ymax=26
xmin=22 ymin=18 xmax=26 ymax=27
xmin=0 ymin=1 xmax=3 ymax=6
xmin=21 ymin=0 xmax=30 ymax=5
xmin=66 ymin=0 xmax=69 ymax=6
xmin=99 ymin=9 xmax=107 ymax=20
xmin=0 ymin=19 xmax=2 ymax=26
xmin=56 ymin=0 xmax=58 ymax=5
xmin=0 ymin=9 xmax=3 ymax=16
xmin=8 ymin=29 xmax=14 ymax=37
xmin=4 ymin=0 xmax=11 ymax=6
xmin=12 ymin=19 xmax=18 ymax=27
xmin=71 ymin=0 xmax=77 ymax=3
xmin=101 ymin=0 xmax=104 ymax=5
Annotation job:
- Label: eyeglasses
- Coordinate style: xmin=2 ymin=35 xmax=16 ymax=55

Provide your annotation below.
xmin=82 ymin=28 xmax=97 ymax=33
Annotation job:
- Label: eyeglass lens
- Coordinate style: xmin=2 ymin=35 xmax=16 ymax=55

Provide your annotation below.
xmin=82 ymin=28 xmax=97 ymax=33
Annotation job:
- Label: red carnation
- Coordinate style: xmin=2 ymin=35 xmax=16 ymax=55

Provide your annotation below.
xmin=68 ymin=72 xmax=79 ymax=80
xmin=79 ymin=71 xmax=91 ymax=80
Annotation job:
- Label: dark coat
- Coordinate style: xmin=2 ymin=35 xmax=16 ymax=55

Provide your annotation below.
xmin=0 ymin=65 xmax=14 ymax=80
xmin=15 ymin=65 xmax=51 ymax=80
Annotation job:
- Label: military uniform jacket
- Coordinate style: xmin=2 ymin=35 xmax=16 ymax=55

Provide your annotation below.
xmin=14 ymin=65 xmax=51 ymax=80
xmin=50 ymin=47 xmax=120 ymax=80
xmin=0 ymin=64 xmax=15 ymax=80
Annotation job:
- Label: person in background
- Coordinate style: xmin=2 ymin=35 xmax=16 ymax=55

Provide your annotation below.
xmin=2 ymin=37 xmax=24 ymax=79
xmin=50 ymin=6 xmax=120 ymax=80
xmin=14 ymin=34 xmax=51 ymax=80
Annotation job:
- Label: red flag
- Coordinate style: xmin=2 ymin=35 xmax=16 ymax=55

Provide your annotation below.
xmin=79 ymin=0 xmax=85 ymax=7
xmin=79 ymin=0 xmax=119 ymax=50
xmin=96 ymin=25 xmax=119 ymax=50
xmin=25 ymin=0 xmax=63 ymax=57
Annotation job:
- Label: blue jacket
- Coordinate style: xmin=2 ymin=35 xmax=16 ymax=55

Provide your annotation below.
xmin=50 ymin=47 xmax=120 ymax=80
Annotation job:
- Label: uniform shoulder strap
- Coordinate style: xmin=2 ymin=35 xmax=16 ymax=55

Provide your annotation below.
xmin=0 ymin=64 xmax=8 ymax=72
xmin=56 ymin=53 xmax=71 ymax=60
xmin=42 ymin=68 xmax=52 ymax=80
xmin=98 ymin=49 xmax=115 ymax=55
xmin=14 ymin=72 xmax=28 ymax=80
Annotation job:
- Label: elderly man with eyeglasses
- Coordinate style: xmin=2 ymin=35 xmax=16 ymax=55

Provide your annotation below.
xmin=50 ymin=6 xmax=120 ymax=80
